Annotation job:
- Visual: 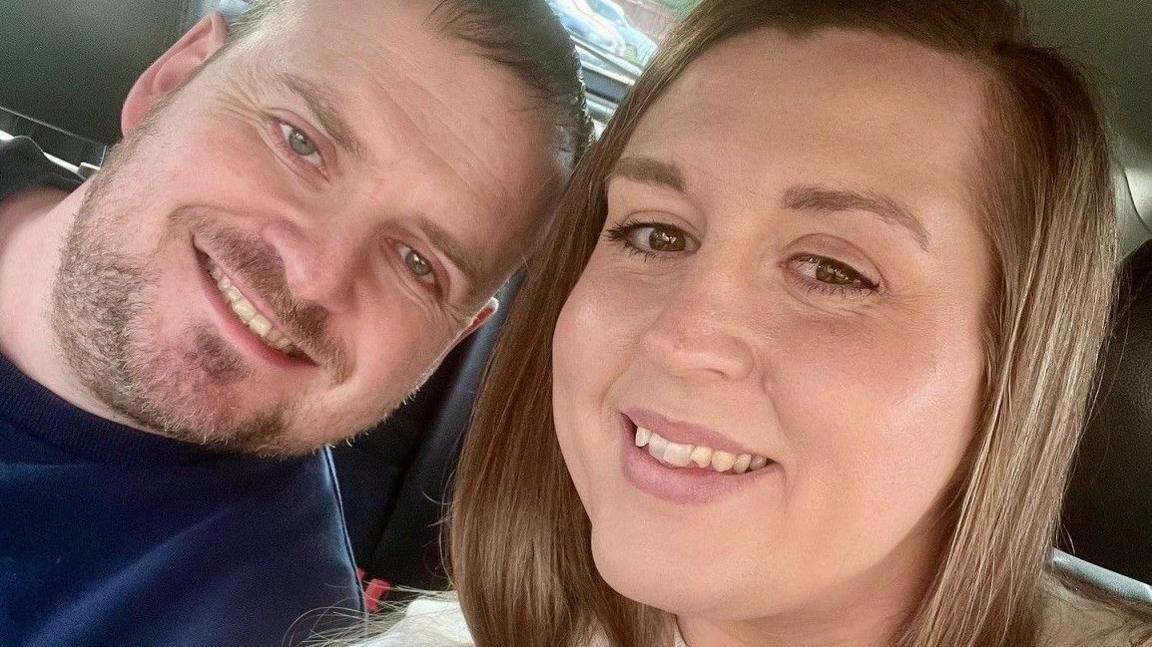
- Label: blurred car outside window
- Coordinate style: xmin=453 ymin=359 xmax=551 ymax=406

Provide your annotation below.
xmin=545 ymin=0 xmax=696 ymax=69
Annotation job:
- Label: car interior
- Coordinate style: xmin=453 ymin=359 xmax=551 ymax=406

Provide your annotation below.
xmin=1 ymin=0 xmax=1149 ymax=612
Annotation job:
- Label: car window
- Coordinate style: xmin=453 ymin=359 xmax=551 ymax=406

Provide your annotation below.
xmin=544 ymin=0 xmax=699 ymax=135
xmin=546 ymin=0 xmax=695 ymax=71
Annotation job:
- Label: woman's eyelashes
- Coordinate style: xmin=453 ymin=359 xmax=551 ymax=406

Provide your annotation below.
xmin=604 ymin=220 xmax=698 ymax=260
xmin=605 ymin=219 xmax=880 ymax=298
xmin=786 ymin=254 xmax=879 ymax=297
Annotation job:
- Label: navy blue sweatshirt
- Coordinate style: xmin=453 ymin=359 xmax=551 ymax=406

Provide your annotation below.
xmin=0 ymin=137 xmax=363 ymax=647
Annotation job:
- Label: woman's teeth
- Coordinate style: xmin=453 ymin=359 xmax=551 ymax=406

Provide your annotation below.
xmin=634 ymin=426 xmax=770 ymax=474
xmin=207 ymin=262 xmax=299 ymax=356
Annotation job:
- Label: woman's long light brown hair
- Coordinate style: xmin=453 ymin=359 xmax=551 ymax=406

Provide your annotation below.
xmin=449 ymin=1 xmax=1134 ymax=645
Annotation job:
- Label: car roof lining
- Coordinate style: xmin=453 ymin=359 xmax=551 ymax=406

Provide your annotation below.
xmin=1022 ymin=0 xmax=1152 ymax=241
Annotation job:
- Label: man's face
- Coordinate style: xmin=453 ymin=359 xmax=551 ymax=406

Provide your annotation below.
xmin=52 ymin=0 xmax=560 ymax=455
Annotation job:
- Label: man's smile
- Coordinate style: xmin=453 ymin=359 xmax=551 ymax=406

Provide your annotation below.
xmin=207 ymin=259 xmax=299 ymax=355
xmin=193 ymin=244 xmax=315 ymax=368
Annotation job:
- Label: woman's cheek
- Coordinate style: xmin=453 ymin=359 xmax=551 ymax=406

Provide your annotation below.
xmin=558 ymin=260 xmax=661 ymax=366
xmin=769 ymin=308 xmax=981 ymax=523
xmin=552 ymin=294 xmax=602 ymax=515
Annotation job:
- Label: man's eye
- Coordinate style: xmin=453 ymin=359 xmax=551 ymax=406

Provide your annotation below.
xmin=277 ymin=123 xmax=323 ymax=167
xmin=604 ymin=221 xmax=696 ymax=258
xmin=397 ymin=244 xmax=438 ymax=287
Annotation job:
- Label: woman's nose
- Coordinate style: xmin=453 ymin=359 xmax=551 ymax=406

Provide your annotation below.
xmin=639 ymin=272 xmax=758 ymax=382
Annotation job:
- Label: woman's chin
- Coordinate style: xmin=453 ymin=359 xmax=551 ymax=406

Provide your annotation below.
xmin=589 ymin=526 xmax=748 ymax=620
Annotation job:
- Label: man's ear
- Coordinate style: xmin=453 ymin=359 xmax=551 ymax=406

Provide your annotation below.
xmin=458 ymin=297 xmax=500 ymax=341
xmin=121 ymin=12 xmax=230 ymax=135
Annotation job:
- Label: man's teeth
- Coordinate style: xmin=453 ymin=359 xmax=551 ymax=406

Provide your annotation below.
xmin=207 ymin=262 xmax=299 ymax=355
xmin=634 ymin=427 xmax=770 ymax=474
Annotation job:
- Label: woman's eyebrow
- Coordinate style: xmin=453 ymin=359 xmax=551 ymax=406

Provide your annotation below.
xmin=782 ymin=184 xmax=930 ymax=250
xmin=610 ymin=156 xmax=687 ymax=193
xmin=608 ymin=160 xmax=930 ymax=249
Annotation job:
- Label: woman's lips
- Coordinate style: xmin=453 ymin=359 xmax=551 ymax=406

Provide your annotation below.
xmin=617 ymin=411 xmax=779 ymax=505
xmin=633 ymin=424 xmax=771 ymax=474
xmin=623 ymin=408 xmax=771 ymax=467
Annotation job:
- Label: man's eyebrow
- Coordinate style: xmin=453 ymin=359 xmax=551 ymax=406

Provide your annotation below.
xmin=781 ymin=185 xmax=930 ymax=250
xmin=609 ymin=156 xmax=687 ymax=193
xmin=413 ymin=216 xmax=486 ymax=303
xmin=275 ymin=73 xmax=369 ymax=161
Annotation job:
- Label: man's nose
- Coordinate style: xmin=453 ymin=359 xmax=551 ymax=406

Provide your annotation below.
xmin=263 ymin=219 xmax=367 ymax=313
xmin=639 ymin=268 xmax=758 ymax=383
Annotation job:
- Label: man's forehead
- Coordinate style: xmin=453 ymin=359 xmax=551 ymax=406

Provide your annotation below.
xmin=248 ymin=0 xmax=525 ymax=118
xmin=229 ymin=0 xmax=563 ymax=302
xmin=256 ymin=0 xmax=451 ymax=58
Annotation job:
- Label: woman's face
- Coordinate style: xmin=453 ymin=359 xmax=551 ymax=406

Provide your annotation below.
xmin=552 ymin=28 xmax=994 ymax=635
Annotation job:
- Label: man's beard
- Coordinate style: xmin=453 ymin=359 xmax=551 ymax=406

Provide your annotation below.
xmin=49 ymin=129 xmax=319 ymax=457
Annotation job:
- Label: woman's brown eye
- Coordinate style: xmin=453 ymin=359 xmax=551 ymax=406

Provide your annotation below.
xmin=648 ymin=227 xmax=686 ymax=252
xmin=605 ymin=221 xmax=697 ymax=258
xmin=792 ymin=255 xmax=878 ymax=294
xmin=815 ymin=259 xmax=858 ymax=285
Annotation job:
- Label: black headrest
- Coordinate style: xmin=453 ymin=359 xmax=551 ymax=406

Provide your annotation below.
xmin=1062 ymin=239 xmax=1152 ymax=584
xmin=332 ymin=277 xmax=523 ymax=595
xmin=0 ymin=0 xmax=248 ymax=149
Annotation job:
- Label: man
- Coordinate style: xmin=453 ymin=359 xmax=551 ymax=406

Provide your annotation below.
xmin=0 ymin=0 xmax=590 ymax=644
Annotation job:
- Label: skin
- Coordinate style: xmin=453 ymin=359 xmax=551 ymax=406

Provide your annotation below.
xmin=0 ymin=0 xmax=561 ymax=455
xmin=552 ymin=29 xmax=993 ymax=646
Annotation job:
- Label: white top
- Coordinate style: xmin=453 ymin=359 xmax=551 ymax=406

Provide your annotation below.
xmin=358 ymin=598 xmax=687 ymax=647
xmin=358 ymin=599 xmax=472 ymax=647
xmin=356 ymin=570 xmax=1148 ymax=647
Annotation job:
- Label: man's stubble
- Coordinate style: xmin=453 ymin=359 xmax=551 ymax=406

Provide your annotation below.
xmin=49 ymin=110 xmax=303 ymax=456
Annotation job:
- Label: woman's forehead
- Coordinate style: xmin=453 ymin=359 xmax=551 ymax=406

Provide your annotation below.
xmin=620 ymin=27 xmax=991 ymax=229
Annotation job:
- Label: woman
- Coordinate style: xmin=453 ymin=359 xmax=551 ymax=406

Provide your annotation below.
xmin=354 ymin=0 xmax=1152 ymax=645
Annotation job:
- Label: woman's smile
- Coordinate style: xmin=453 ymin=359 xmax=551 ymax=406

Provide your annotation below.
xmin=616 ymin=409 xmax=780 ymax=505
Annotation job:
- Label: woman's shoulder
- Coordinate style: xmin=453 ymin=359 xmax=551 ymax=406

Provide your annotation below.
xmin=1038 ymin=572 xmax=1152 ymax=646
xmin=353 ymin=597 xmax=474 ymax=647
xmin=345 ymin=596 xmax=680 ymax=647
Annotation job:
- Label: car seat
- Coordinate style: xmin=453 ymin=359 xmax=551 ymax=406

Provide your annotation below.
xmin=1061 ymin=239 xmax=1152 ymax=586
xmin=0 ymin=0 xmax=249 ymax=164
